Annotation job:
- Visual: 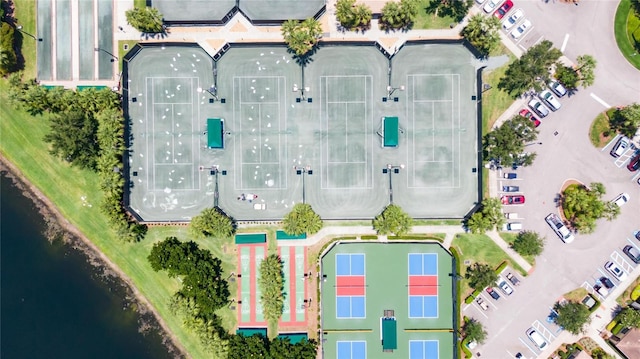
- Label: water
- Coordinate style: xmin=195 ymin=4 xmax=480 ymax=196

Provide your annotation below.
xmin=1 ymin=173 xmax=175 ymax=359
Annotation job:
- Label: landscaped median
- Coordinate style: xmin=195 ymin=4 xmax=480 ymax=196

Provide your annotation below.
xmin=614 ymin=0 xmax=640 ymax=70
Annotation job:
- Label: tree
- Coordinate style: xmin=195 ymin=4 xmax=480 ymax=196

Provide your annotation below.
xmin=372 ymin=204 xmax=413 ymax=235
xmin=498 ymin=40 xmax=562 ymax=97
xmin=336 ymin=0 xmax=372 ymax=30
xmin=610 ymin=103 xmax=640 ymax=138
xmin=125 ymin=7 xmax=164 ymax=33
xmin=466 ymin=198 xmax=506 ymax=233
xmin=228 ymin=334 xmax=269 ymax=359
xmin=189 ymin=207 xmax=235 ymax=239
xmin=463 ymin=318 xmax=488 ymax=344
xmin=0 ymin=22 xmax=17 ymax=76
xmin=460 ymin=14 xmax=501 ymax=57
xmin=562 ymin=182 xmax=617 ymax=234
xmin=553 ymin=301 xmax=591 ymax=335
xmin=466 ymin=211 xmax=491 ymax=234
xmin=380 ymin=0 xmax=418 ymax=30
xmin=616 ymin=307 xmax=640 ymax=329
xmin=554 ymin=64 xmax=580 ymax=91
xmin=281 ymin=18 xmax=322 ymax=56
xmin=43 ymin=110 xmax=99 ymax=169
xmin=259 ymin=254 xmax=285 ymax=322
xmin=590 ymin=349 xmax=615 ymax=359
xmin=511 ymin=231 xmax=545 ymax=257
xmin=465 ymin=262 xmax=498 ymax=290
xmin=483 ymin=114 xmax=538 ymax=166
xmin=269 ymin=337 xmax=318 ymax=359
xmin=282 ymin=203 xmax=323 ymax=236
xmin=575 ymin=54 xmax=597 ymax=87
xmin=425 ymin=0 xmax=473 ymax=22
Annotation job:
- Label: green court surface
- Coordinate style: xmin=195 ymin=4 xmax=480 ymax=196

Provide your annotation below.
xmin=238 ymin=0 xmax=325 ymax=21
xmin=239 ymin=246 xmax=251 ymax=323
xmin=254 ymin=246 xmax=265 ymax=323
xmin=320 ymin=242 xmax=455 ymax=358
xmin=125 ymin=43 xmax=479 ymax=221
xmin=152 ymin=0 xmax=236 ymax=23
xmin=279 ymin=246 xmax=307 ymax=326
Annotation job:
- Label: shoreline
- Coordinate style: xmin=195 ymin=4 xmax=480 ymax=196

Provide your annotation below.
xmin=0 ymin=155 xmax=188 ymax=359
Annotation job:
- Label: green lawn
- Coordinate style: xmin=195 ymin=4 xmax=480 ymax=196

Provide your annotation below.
xmin=481 ymin=54 xmax=517 ymax=132
xmin=615 ymin=0 xmax=640 ymax=70
xmin=498 ymin=232 xmax=535 ymax=266
xmin=118 ymin=40 xmax=139 ymax=71
xmin=134 ymin=0 xmax=147 ymax=9
xmin=14 ymin=0 xmax=38 ymax=79
xmin=589 ymin=109 xmax=614 ymax=148
xmin=413 ymin=0 xmax=457 ymax=29
xmin=0 ymin=79 xmax=222 ymax=358
xmin=452 ymin=233 xmax=526 ymax=296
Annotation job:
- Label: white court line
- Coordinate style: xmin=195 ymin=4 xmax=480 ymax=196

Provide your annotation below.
xmin=601 ymin=133 xmax=621 ymax=152
xmin=518 ymin=337 xmax=539 ymax=356
xmin=561 ymin=34 xmax=570 ymax=52
xmin=590 ymin=93 xmax=611 ymax=108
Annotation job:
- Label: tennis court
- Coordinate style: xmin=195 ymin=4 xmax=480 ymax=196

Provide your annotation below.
xmin=321 ymin=242 xmax=455 ymax=358
xmin=125 ymin=42 xmax=479 ymax=221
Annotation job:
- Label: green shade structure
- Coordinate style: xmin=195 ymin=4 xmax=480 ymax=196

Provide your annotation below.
xmin=383 ymin=117 xmax=399 ymax=147
xmin=207 ymin=118 xmax=224 ymax=149
xmin=236 ymin=328 xmax=268 ymax=337
xmin=276 ymin=230 xmax=307 ymax=240
xmin=234 ymin=233 xmax=267 ymax=244
xmin=382 ymin=318 xmax=398 ymax=350
xmin=276 ymin=333 xmax=308 ymax=344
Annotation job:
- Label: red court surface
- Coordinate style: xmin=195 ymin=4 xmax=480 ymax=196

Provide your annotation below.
xmin=237 ymin=243 xmax=267 ymax=327
xmin=278 ymin=246 xmax=308 ymax=327
xmin=409 ymin=275 xmax=438 ymax=296
xmin=336 ymin=276 xmax=366 ymax=296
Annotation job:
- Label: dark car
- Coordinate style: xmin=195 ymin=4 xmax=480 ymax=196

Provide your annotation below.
xmin=627 ymin=152 xmax=640 ymax=172
xmin=624 ymin=245 xmax=640 ymax=263
xmin=600 ymin=276 xmax=615 ymax=289
xmin=494 ymin=0 xmax=514 ymax=19
xmin=502 ymin=185 xmax=520 ymax=192
xmin=501 ymin=195 xmax=525 ymax=205
xmin=487 ymin=287 xmax=501 ymax=300
xmin=504 ymin=173 xmax=517 ymax=179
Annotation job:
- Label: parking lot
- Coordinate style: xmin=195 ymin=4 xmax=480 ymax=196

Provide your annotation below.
xmin=602 ymin=134 xmax=640 ymax=183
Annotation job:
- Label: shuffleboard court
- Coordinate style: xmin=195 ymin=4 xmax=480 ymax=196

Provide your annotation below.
xmin=279 ymin=246 xmax=308 ymax=326
xmin=237 ymin=243 xmax=267 ymax=326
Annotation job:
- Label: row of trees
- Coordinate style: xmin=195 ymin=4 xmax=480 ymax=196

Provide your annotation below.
xmin=483 ymin=114 xmax=539 ymax=168
xmin=380 ymin=0 xmax=419 ymax=30
xmin=466 ymin=198 xmax=505 ymax=233
xmin=561 ymin=182 xmax=618 ymax=234
xmin=7 ymin=75 xmax=146 ymax=241
xmin=336 ymin=0 xmax=372 ymax=31
xmin=259 ymin=254 xmax=286 ymax=323
xmin=228 ymin=333 xmax=318 ymax=359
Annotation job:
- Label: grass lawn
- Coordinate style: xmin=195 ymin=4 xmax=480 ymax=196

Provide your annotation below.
xmin=118 ymin=40 xmax=139 ymax=71
xmin=14 ymin=0 xmax=38 ymax=79
xmin=134 ymin=0 xmax=147 ymax=9
xmin=481 ymin=53 xmax=517 ymax=132
xmin=615 ymin=0 xmax=640 ymax=70
xmin=0 ymin=79 xmax=224 ymax=358
xmin=499 ymin=232 xmax=535 ymax=266
xmin=413 ymin=0 xmax=457 ymax=29
xmin=563 ymin=287 xmax=588 ymax=303
xmin=452 ymin=233 xmax=526 ymax=296
xmin=589 ymin=109 xmax=615 ymax=148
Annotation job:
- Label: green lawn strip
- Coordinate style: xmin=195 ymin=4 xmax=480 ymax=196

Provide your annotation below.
xmin=498 ymin=232 xmax=535 ymax=266
xmin=118 ymin=40 xmax=139 ymax=71
xmin=452 ymin=233 xmax=526 ymax=297
xmin=589 ymin=110 xmax=614 ymax=148
xmin=14 ymin=0 xmax=38 ymax=79
xmin=413 ymin=0 xmax=456 ymax=29
xmin=481 ymin=54 xmax=517 ymax=132
xmin=412 ymin=219 xmax=462 ymax=226
xmin=134 ymin=0 xmax=147 ymax=9
xmin=0 ymin=81 xmax=213 ymax=358
xmin=615 ymin=0 xmax=640 ymax=70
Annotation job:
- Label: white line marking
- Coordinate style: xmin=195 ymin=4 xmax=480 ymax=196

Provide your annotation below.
xmin=561 ymin=34 xmax=570 ymax=52
xmin=518 ymin=337 xmax=539 ymax=356
xmin=590 ymin=93 xmax=611 ymax=108
xmin=602 ymin=133 xmax=621 ymax=152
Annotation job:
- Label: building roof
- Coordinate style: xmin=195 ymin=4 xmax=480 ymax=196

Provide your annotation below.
xmin=617 ymin=328 xmax=640 ymax=359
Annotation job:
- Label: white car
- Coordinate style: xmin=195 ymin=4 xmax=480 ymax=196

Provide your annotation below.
xmin=545 ymin=213 xmax=574 ymax=243
xmin=502 ymin=9 xmax=523 ymax=30
xmin=526 ymin=328 xmax=548 ymax=349
xmin=496 ymin=279 xmax=514 ymax=295
xmin=511 ymin=19 xmax=532 ymax=39
xmin=548 ymin=80 xmax=567 ymax=97
xmin=476 ymin=0 xmax=488 ymax=4
xmin=483 ymin=0 xmax=503 ymax=13
xmin=612 ymin=193 xmax=630 ymax=207
xmin=528 ymin=98 xmax=550 ymax=118
xmin=605 ymin=261 xmax=628 ymax=281
xmin=539 ymin=90 xmax=562 ymax=111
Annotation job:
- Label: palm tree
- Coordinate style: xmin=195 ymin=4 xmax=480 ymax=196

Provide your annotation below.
xmin=281 ymin=18 xmax=322 ymax=56
xmin=460 ymin=14 xmax=501 ymax=56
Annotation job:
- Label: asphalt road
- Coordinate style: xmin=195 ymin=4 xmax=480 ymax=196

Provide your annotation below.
xmin=467 ymin=1 xmax=640 ymax=357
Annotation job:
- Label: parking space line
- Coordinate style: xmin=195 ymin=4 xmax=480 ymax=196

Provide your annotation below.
xmin=481 ymin=293 xmax=499 ymax=310
xmin=590 ymin=93 xmax=611 ymax=109
xmin=626 ymin=238 xmax=640 ymax=250
xmin=533 ymin=319 xmax=556 ymax=341
xmin=611 ymin=251 xmax=634 ymax=273
xmin=582 ymin=281 xmax=604 ymax=301
xmin=561 ymin=34 xmax=570 ymax=52
xmin=632 ymin=172 xmax=640 ymax=182
xmin=614 ymin=149 xmax=634 ymax=167
xmin=473 ymin=304 xmax=489 ymax=319
xmin=518 ymin=337 xmax=539 ymax=356
xmin=602 ymin=134 xmax=621 ymax=152
xmin=596 ymin=268 xmax=613 ymax=284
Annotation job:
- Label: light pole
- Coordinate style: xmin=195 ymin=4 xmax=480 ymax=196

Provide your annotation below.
xmin=204 ymin=165 xmax=227 ymax=207
xmin=94 ymin=47 xmax=118 ymax=62
xmin=294 ymin=165 xmax=313 ymax=203
xmin=16 ymin=25 xmax=42 ymax=41
xmin=385 ymin=85 xmax=405 ymax=102
xmin=382 ymin=164 xmax=404 ymax=204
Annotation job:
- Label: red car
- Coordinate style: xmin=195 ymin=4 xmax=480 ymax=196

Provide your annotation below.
xmin=519 ymin=108 xmax=540 ymax=127
xmin=628 ymin=152 xmax=640 ymax=171
xmin=501 ymin=195 xmax=525 ymax=205
xmin=494 ymin=0 xmax=514 ymax=19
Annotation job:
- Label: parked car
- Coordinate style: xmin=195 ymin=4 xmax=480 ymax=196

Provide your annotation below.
xmin=496 ymin=279 xmax=514 ymax=295
xmin=504 ymin=213 xmax=519 ymax=219
xmin=539 ymin=89 xmax=562 ymax=111
xmin=484 ymin=0 xmax=503 ymax=13
xmin=526 ymin=328 xmax=548 ymax=349
xmin=548 ymin=80 xmax=567 ymax=97
xmin=502 ymin=185 xmax=520 ymax=192
xmin=519 ymin=108 xmax=540 ymax=127
xmin=624 ymin=245 xmax=640 ymax=263
xmin=528 ymin=98 xmax=550 ymax=118
xmin=545 ymin=213 xmax=575 ymax=243
xmin=605 ymin=261 xmax=628 ymax=281
xmin=636 ymin=231 xmax=640 ymax=241
xmin=486 ymin=287 xmax=501 ymax=300
xmin=503 ymin=172 xmax=517 ymax=179
xmin=501 ymin=195 xmax=525 ymax=205
xmin=511 ymin=19 xmax=532 ymax=39
xmin=502 ymin=8 xmax=523 ymax=29
xmin=476 ymin=0 xmax=488 ymax=4
xmin=610 ymin=136 xmax=630 ymax=157
xmin=506 ymin=272 xmax=520 ymax=286
xmin=600 ymin=277 xmax=615 ymax=289
xmin=627 ymin=151 xmax=640 ymax=171
xmin=595 ymin=284 xmax=609 ymax=297
xmin=612 ymin=193 xmax=630 ymax=207
xmin=476 ymin=297 xmax=489 ymax=310
xmin=503 ymin=222 xmax=523 ymax=231
xmin=493 ymin=0 xmax=513 ymax=18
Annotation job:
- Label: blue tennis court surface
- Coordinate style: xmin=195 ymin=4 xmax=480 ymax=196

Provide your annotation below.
xmin=409 ymin=296 xmax=438 ymax=318
xmin=336 ymin=296 xmax=366 ymax=318
xmin=336 ymin=253 xmax=365 ymax=275
xmin=409 ymin=253 xmax=438 ymax=275
xmin=410 ymin=340 xmax=439 ymax=359
xmin=337 ymin=341 xmax=366 ymax=359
